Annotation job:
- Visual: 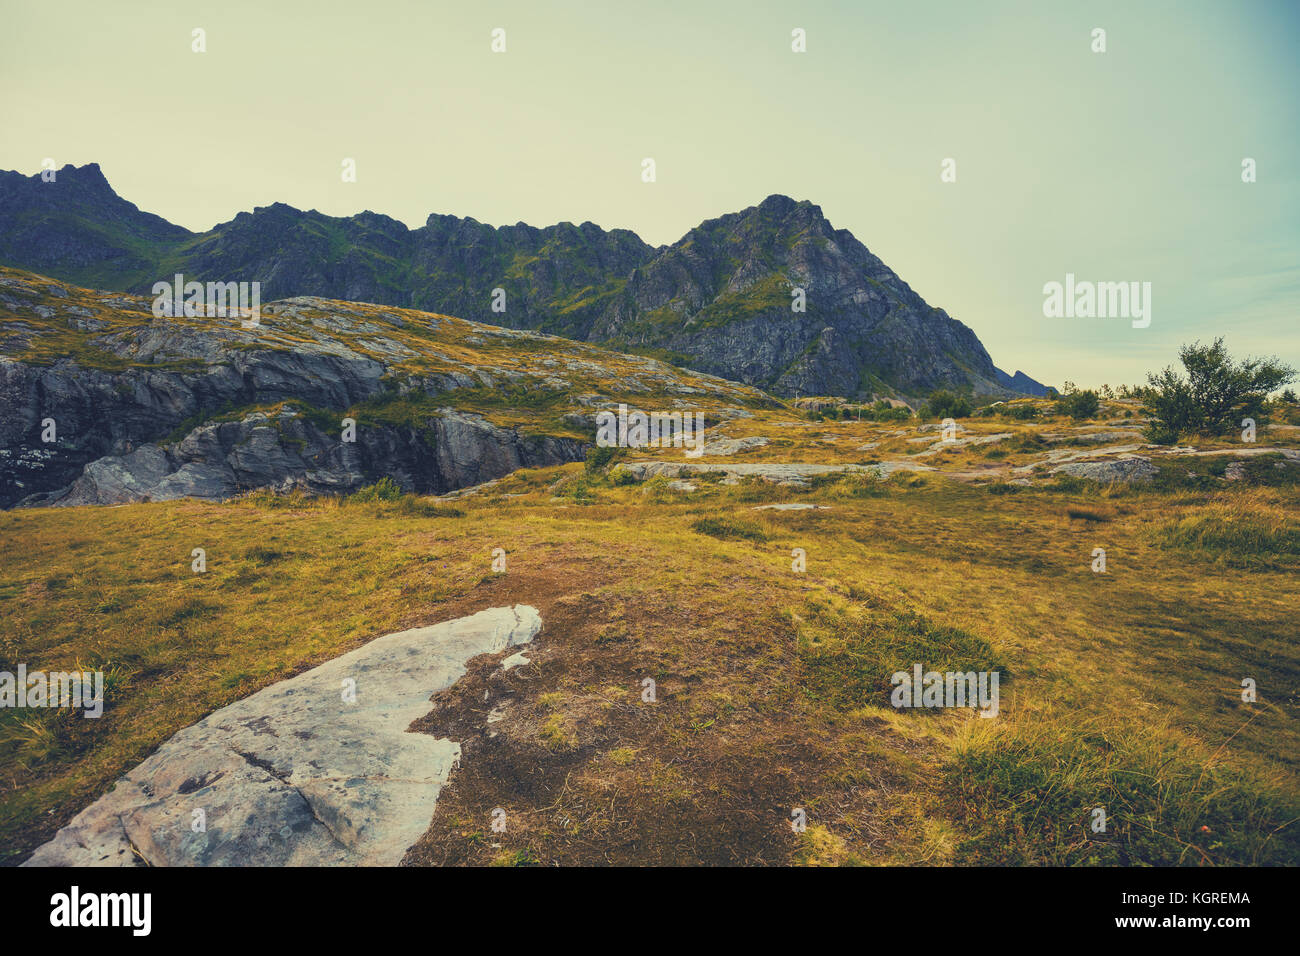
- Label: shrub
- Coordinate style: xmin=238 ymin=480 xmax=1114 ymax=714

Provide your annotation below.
xmin=922 ymin=390 xmax=973 ymax=420
xmin=857 ymin=400 xmax=913 ymax=423
xmin=640 ymin=473 xmax=672 ymax=502
xmin=1272 ymin=394 xmax=1300 ymax=426
xmin=832 ymin=473 xmax=888 ymax=498
xmin=608 ymin=464 xmax=638 ymax=486
xmin=585 ymin=445 xmax=624 ymax=475
xmin=1056 ymin=389 xmax=1100 ymax=420
xmin=1143 ymin=420 xmax=1185 ymax=446
xmin=1012 ymin=432 xmax=1046 ymax=453
xmin=554 ymin=474 xmax=597 ymax=503
xmin=348 ymin=478 xmax=404 ymax=503
xmin=1143 ymin=338 xmax=1296 ymax=443
xmin=689 ymin=516 xmax=768 ymax=542
xmin=392 ymin=498 xmax=463 ymax=518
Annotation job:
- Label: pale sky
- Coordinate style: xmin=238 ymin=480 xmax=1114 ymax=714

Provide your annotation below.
xmin=2 ymin=0 xmax=1296 ymax=389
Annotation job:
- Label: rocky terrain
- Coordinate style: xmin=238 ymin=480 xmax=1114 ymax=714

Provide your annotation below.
xmin=0 ymin=266 xmax=772 ymax=508
xmin=3 ymin=259 xmax=1291 ymax=512
xmin=0 ymin=164 xmax=1048 ymax=401
xmin=581 ymin=417 xmax=1300 ymax=492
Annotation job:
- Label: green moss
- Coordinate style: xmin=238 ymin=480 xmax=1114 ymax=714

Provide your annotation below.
xmin=794 ymin=598 xmax=1005 ymax=713
xmin=690 ymin=516 xmax=769 ymax=542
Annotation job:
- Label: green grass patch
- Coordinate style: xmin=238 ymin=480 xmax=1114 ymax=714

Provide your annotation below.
xmin=793 ymin=596 xmax=1005 ymax=712
xmin=1151 ymin=495 xmax=1300 ymax=570
xmin=944 ymin=713 xmax=1300 ymax=865
xmin=689 ymin=516 xmax=769 ymax=542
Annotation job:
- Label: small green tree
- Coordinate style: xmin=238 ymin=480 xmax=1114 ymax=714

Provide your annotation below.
xmin=1057 ymin=389 xmax=1100 ymax=420
xmin=585 ymin=444 xmax=624 ymax=475
xmin=1143 ymin=338 xmax=1295 ymax=443
xmin=349 ymin=477 xmax=404 ymax=502
xmin=922 ymin=389 xmax=972 ymax=419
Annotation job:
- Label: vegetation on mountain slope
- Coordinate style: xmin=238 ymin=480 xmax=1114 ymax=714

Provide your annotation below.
xmin=0 ymin=165 xmax=1048 ymax=400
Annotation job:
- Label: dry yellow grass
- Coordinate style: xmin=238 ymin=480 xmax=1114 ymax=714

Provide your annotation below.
xmin=3 ymin=455 xmax=1297 ymax=865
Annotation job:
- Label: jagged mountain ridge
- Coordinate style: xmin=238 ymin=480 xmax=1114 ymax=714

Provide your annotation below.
xmin=0 ymin=164 xmax=1049 ymax=399
xmin=996 ymin=368 xmax=1053 ymax=397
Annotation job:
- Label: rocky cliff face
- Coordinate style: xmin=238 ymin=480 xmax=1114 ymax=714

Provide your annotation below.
xmin=10 ymin=404 xmax=587 ymax=508
xmin=0 ymin=344 xmax=588 ymax=508
xmin=0 ymin=164 xmax=1045 ymax=401
xmin=591 ymin=195 xmax=1004 ymax=397
xmin=1 ymin=268 xmax=769 ymax=508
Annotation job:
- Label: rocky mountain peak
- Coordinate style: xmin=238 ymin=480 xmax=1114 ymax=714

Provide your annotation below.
xmin=0 ymin=165 xmax=1047 ymax=401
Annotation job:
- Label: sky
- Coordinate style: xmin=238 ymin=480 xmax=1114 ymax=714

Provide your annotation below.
xmin=1 ymin=0 xmax=1297 ymax=389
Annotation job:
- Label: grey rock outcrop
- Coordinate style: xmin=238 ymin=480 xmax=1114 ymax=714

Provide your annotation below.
xmin=704 ymin=436 xmax=769 ymax=456
xmin=19 ymin=406 xmax=586 ymax=506
xmin=1051 ymin=456 xmax=1159 ymax=483
xmin=0 ymin=286 xmax=592 ymax=506
xmin=23 ymin=605 xmax=542 ymax=867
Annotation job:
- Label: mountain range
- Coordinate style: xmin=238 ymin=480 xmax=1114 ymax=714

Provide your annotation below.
xmin=0 ymin=163 xmax=1049 ymax=400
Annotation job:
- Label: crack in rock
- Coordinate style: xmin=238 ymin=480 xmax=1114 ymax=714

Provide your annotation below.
xmin=227 ymin=747 xmax=351 ymax=853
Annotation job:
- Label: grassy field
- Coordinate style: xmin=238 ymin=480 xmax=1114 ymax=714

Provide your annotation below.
xmin=3 ymin=425 xmax=1297 ymax=866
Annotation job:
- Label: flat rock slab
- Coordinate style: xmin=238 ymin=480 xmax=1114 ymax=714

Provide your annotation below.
xmin=1051 ymin=456 xmax=1159 ymax=483
xmin=23 ymin=605 xmax=542 ymax=867
xmin=704 ymin=436 xmax=769 ymax=456
xmin=624 ymin=460 xmax=933 ymax=484
xmin=1012 ymin=443 xmax=1152 ymax=474
xmin=1174 ymin=446 xmax=1300 ymax=459
xmin=1041 ymin=429 xmax=1143 ymax=445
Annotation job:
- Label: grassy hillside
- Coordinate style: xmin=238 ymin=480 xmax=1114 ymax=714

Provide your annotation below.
xmin=3 ymin=403 xmax=1297 ymax=866
xmin=0 ymin=264 xmax=777 ymax=442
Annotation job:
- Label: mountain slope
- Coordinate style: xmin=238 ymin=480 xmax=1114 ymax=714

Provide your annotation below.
xmin=0 ymin=164 xmax=194 ymax=291
xmin=995 ymin=367 xmax=1052 ymax=397
xmin=0 ymin=164 xmax=1045 ymax=400
xmin=590 ymin=194 xmax=1004 ymax=397
xmin=0 ymin=266 xmax=772 ymax=508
